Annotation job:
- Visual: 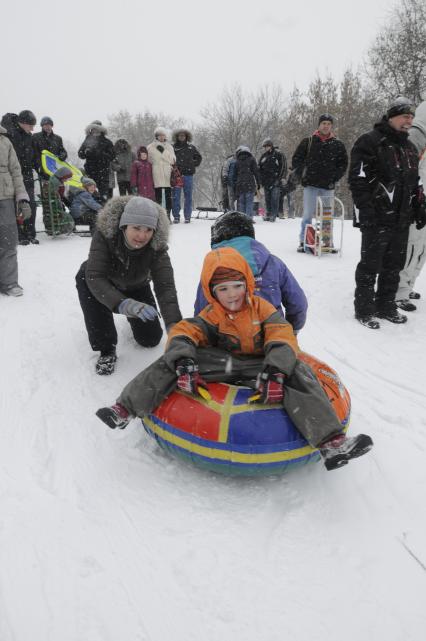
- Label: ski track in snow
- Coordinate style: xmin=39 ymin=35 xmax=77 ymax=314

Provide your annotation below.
xmin=1 ymin=216 xmax=426 ymax=641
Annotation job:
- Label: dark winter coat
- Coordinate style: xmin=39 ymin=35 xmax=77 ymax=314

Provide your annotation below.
xmin=78 ymin=125 xmax=115 ymax=187
xmin=111 ymin=140 xmax=135 ymax=183
xmin=234 ymin=147 xmax=260 ymax=196
xmin=349 ymin=118 xmax=424 ymax=230
xmin=0 ymin=113 xmax=36 ymax=187
xmin=85 ymin=196 xmax=182 ymax=327
xmin=32 ymin=131 xmax=67 ymax=177
xmin=172 ymin=130 xmax=202 ymax=176
xmin=258 ymin=147 xmax=287 ymax=188
xmin=292 ymin=133 xmax=348 ymax=189
xmin=194 ymin=236 xmax=308 ymax=331
xmin=130 ymin=157 xmax=155 ymax=200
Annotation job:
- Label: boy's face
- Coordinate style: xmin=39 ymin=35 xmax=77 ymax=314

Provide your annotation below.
xmin=86 ymin=184 xmax=96 ymax=194
xmin=214 ymin=281 xmax=246 ymax=312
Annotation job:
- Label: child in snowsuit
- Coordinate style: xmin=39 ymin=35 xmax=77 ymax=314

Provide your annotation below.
xmin=45 ymin=167 xmax=75 ymax=235
xmin=69 ymin=177 xmax=103 ymax=235
xmin=130 ymin=146 xmax=155 ymax=200
xmin=96 ymin=247 xmax=373 ymax=471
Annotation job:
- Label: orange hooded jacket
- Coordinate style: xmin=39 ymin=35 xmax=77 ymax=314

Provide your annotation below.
xmin=167 ymin=248 xmax=299 ymax=372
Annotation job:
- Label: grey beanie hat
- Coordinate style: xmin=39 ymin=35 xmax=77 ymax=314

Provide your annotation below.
xmin=54 ymin=166 xmax=73 ymax=180
xmin=119 ymin=197 xmax=160 ymax=230
xmin=81 ymin=176 xmax=96 ymax=188
xmin=40 ymin=116 xmax=54 ymax=127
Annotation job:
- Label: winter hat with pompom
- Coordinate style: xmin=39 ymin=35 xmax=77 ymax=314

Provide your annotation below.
xmin=119 ymin=197 xmax=160 ymax=230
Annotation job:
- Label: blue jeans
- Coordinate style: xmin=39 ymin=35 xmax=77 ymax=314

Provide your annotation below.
xmin=237 ymin=192 xmax=254 ymax=217
xmin=299 ymin=186 xmax=334 ymax=243
xmin=264 ymin=185 xmax=281 ymax=220
xmin=172 ymin=174 xmax=193 ymax=221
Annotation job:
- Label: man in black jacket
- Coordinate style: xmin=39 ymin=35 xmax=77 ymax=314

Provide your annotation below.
xmin=258 ymin=139 xmax=287 ymax=221
xmin=349 ymin=97 xmax=426 ymax=329
xmin=1 ymin=110 xmax=38 ymax=245
xmin=171 ymin=129 xmax=202 ymax=223
xmin=292 ymin=114 xmax=348 ymax=251
xmin=78 ymin=121 xmax=115 ymax=202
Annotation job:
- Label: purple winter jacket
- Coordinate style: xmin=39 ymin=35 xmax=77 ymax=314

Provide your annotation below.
xmin=194 ymin=236 xmax=308 ymax=331
xmin=130 ymin=159 xmax=155 ymax=200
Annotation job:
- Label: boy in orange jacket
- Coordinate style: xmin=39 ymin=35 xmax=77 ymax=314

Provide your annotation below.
xmin=97 ymin=247 xmax=373 ymax=470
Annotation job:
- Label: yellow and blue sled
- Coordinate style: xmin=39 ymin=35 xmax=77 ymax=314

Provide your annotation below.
xmin=41 ymin=150 xmax=83 ymax=188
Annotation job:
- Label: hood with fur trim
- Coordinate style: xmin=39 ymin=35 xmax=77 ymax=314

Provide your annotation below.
xmin=154 ymin=126 xmax=169 ymax=140
xmin=172 ymin=128 xmax=193 ymax=143
xmin=85 ymin=122 xmax=108 ymax=136
xmin=96 ymin=196 xmax=170 ymax=251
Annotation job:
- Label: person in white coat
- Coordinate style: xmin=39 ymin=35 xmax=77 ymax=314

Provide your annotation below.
xmin=147 ymin=127 xmax=176 ymax=218
xmin=396 ymin=100 xmax=426 ymax=310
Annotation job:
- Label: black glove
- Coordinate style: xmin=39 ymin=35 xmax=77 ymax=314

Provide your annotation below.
xmin=157 ymin=145 xmax=164 ymax=153
xmin=175 ymin=358 xmax=209 ymax=397
xmin=415 ymin=209 xmax=426 ymax=230
xmin=249 ymin=366 xmax=285 ymax=404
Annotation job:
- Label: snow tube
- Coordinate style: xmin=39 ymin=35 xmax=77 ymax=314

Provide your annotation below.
xmin=141 ymin=352 xmax=351 ymax=476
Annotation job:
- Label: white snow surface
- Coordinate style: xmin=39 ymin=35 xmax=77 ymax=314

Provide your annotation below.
xmin=1 ymin=214 xmax=426 ymax=641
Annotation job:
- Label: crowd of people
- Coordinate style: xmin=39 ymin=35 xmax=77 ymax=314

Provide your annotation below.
xmin=1 ymin=95 xmax=426 ymax=471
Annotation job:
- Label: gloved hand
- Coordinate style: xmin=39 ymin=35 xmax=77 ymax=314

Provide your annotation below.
xmin=17 ymin=200 xmax=32 ymax=221
xmin=131 ymin=186 xmax=138 ymax=195
xmin=175 ymin=358 xmax=209 ymax=397
xmin=250 ymin=366 xmax=285 ymax=404
xmin=118 ymin=298 xmax=159 ymax=322
xmin=157 ymin=145 xmax=164 ymax=153
xmin=415 ymin=209 xmax=426 ymax=230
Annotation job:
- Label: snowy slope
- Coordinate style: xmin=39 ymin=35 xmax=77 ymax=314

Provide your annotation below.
xmin=1 ymin=214 xmax=426 ymax=641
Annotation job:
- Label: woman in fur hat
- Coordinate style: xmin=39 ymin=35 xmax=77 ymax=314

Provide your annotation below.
xmin=78 ymin=121 xmax=115 ymax=201
xmin=147 ymin=127 xmax=176 ymax=218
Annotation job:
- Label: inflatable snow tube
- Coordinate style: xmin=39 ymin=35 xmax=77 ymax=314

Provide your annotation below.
xmin=141 ymin=352 xmax=351 ymax=476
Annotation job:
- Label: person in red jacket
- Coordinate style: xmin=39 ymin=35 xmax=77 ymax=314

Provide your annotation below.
xmin=130 ymin=146 xmax=155 ymax=200
xmin=96 ymin=247 xmax=373 ymax=471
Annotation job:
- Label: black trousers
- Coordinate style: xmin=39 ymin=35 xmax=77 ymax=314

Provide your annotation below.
xmin=118 ymin=181 xmax=132 ymax=196
xmin=155 ymin=187 xmax=172 ymax=214
xmin=18 ymin=182 xmax=37 ymax=241
xmin=75 ymin=262 xmax=163 ymax=354
xmin=354 ymin=226 xmax=409 ymax=317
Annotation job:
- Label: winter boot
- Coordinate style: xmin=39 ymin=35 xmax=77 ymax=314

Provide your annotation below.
xmin=375 ymin=309 xmax=408 ymax=324
xmin=2 ymin=284 xmax=24 ymax=297
xmin=95 ymin=350 xmax=117 ymax=375
xmin=297 ymin=242 xmax=305 ymax=253
xmin=396 ymin=299 xmax=417 ymax=312
xmin=356 ymin=315 xmax=380 ymax=329
xmin=320 ymin=433 xmax=374 ymax=471
xmin=96 ymin=403 xmax=131 ymax=429
xmin=409 ymin=291 xmax=420 ymax=299
xmin=29 ymin=237 xmax=40 ymax=245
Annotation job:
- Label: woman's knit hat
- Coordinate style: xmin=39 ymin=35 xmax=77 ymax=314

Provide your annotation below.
xmin=119 ymin=197 xmax=159 ymax=230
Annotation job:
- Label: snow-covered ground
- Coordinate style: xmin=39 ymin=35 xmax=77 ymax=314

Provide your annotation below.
xmin=1 ymin=213 xmax=426 ymax=641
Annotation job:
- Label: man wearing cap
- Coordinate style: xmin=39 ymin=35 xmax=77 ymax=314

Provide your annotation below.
xmin=349 ymin=97 xmax=426 ymax=329
xmin=1 ymin=110 xmax=38 ymax=244
xmin=258 ymin=139 xmax=287 ymax=222
xmin=75 ymin=196 xmax=182 ymax=375
xmin=292 ymin=114 xmax=348 ymax=251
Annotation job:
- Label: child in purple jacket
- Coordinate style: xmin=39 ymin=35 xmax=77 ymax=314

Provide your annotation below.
xmin=130 ymin=146 xmax=155 ymax=200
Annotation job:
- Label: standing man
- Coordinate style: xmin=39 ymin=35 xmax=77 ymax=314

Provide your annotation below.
xmin=171 ymin=128 xmax=202 ymax=223
xmin=32 ymin=116 xmax=68 ymax=234
xmin=292 ymin=114 xmax=348 ymax=251
xmin=258 ymin=138 xmax=287 ymax=222
xmin=1 ymin=110 xmax=38 ymax=245
xmin=78 ymin=121 xmax=115 ymax=202
xmin=349 ymin=97 xmax=426 ymax=329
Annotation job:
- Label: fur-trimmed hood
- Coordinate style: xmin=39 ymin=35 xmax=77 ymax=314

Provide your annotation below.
xmin=0 ymin=125 xmax=6 ymax=135
xmin=85 ymin=122 xmax=108 ymax=136
xmin=172 ymin=128 xmax=193 ymax=143
xmin=114 ymin=138 xmax=131 ymax=152
xmin=96 ymin=196 xmax=170 ymax=251
xmin=154 ymin=126 xmax=169 ymax=140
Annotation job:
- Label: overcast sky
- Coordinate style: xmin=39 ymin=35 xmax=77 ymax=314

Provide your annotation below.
xmin=3 ymin=0 xmax=390 ymax=145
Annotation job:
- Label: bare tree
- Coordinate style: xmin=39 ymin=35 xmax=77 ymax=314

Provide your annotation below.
xmin=366 ymin=0 xmax=426 ymax=103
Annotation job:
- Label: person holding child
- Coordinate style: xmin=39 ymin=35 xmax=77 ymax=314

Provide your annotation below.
xmin=96 ymin=247 xmax=373 ymax=471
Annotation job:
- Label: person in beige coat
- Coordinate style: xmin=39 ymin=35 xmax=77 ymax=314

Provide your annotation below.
xmin=0 ymin=125 xmax=31 ymax=296
xmin=147 ymin=127 xmax=176 ymax=217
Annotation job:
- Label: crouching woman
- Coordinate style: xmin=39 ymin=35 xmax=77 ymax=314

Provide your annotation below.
xmin=75 ymin=196 xmax=182 ymax=374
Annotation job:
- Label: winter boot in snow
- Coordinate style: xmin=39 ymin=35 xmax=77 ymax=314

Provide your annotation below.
xmin=2 ymin=284 xmax=24 ymax=297
xmin=96 ymin=350 xmax=117 ymax=375
xmin=356 ymin=315 xmax=380 ymax=329
xmin=409 ymin=291 xmax=420 ymax=299
xmin=96 ymin=403 xmax=131 ymax=429
xmin=320 ymin=433 xmax=374 ymax=471
xmin=375 ymin=309 xmax=407 ymax=324
xmin=297 ymin=242 xmax=305 ymax=253
xmin=396 ymin=299 xmax=416 ymax=312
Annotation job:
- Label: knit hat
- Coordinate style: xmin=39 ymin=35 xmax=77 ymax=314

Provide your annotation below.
xmin=210 ymin=266 xmax=246 ymax=294
xmin=40 ymin=116 xmax=54 ymax=127
xmin=119 ymin=197 xmax=160 ymax=230
xmin=211 ymin=211 xmax=255 ymax=246
xmin=18 ymin=110 xmax=36 ymax=125
xmin=387 ymin=96 xmax=415 ymax=119
xmin=54 ymin=166 xmax=73 ymax=181
xmin=81 ymin=176 xmax=96 ymax=188
xmin=318 ymin=113 xmax=334 ymax=125
xmin=262 ymin=138 xmax=274 ymax=147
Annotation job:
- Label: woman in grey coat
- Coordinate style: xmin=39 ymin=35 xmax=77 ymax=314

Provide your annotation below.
xmin=75 ymin=196 xmax=182 ymax=374
xmin=0 ymin=125 xmax=31 ymax=296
